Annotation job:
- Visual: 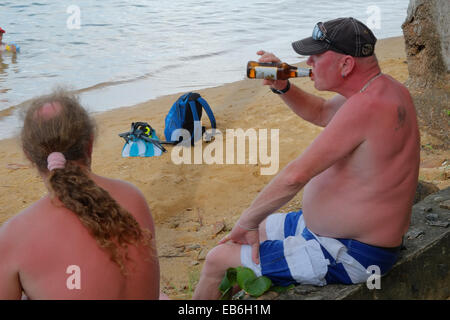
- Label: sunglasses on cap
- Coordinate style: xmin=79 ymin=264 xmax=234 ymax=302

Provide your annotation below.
xmin=312 ymin=22 xmax=349 ymax=55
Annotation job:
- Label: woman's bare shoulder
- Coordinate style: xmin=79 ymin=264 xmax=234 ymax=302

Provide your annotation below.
xmin=89 ymin=174 xmax=154 ymax=227
xmin=90 ymin=174 xmax=145 ymax=199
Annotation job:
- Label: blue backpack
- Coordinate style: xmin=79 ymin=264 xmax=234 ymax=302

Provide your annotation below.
xmin=164 ymin=92 xmax=216 ymax=145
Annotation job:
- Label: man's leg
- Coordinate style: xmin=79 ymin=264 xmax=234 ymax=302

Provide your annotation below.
xmin=193 ymin=218 xmax=269 ymax=300
xmin=192 ymin=241 xmax=242 ymax=300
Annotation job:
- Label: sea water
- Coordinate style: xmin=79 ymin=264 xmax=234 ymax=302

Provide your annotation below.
xmin=0 ymin=0 xmax=409 ymax=138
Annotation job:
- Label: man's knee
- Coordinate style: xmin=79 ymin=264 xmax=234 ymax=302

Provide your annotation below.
xmin=203 ymin=243 xmax=242 ymax=274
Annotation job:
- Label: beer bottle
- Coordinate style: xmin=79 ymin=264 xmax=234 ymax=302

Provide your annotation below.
xmin=247 ymin=61 xmax=311 ymax=80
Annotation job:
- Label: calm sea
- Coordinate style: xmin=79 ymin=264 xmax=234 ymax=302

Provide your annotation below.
xmin=0 ymin=0 xmax=409 ymax=138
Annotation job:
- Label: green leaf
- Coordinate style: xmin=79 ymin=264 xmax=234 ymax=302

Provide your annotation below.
xmin=219 ymin=268 xmax=237 ymax=294
xmin=220 ymin=287 xmax=233 ymax=300
xmin=218 ymin=276 xmax=232 ymax=294
xmin=244 ymin=276 xmax=272 ymax=297
xmin=236 ymin=266 xmax=257 ymax=289
xmin=219 ymin=267 xmax=275 ymax=299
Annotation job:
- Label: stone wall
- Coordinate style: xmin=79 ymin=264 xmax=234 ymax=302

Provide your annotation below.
xmin=402 ymin=0 xmax=449 ymax=146
xmin=402 ymin=0 xmax=449 ymax=86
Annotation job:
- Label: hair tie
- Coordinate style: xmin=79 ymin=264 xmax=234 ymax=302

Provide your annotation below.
xmin=47 ymin=152 xmax=66 ymax=171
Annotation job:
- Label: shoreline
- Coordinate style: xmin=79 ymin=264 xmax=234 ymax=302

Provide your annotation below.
xmin=0 ymin=35 xmax=406 ymax=141
xmin=1 ymin=35 xmax=449 ymax=299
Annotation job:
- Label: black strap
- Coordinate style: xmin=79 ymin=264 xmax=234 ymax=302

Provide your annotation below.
xmin=270 ymin=80 xmax=291 ymax=94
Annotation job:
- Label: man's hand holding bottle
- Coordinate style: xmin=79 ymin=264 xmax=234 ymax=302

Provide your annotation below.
xmin=256 ymin=50 xmax=289 ymax=91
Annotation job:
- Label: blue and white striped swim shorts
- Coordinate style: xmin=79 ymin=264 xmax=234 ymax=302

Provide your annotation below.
xmin=241 ymin=210 xmax=401 ymax=287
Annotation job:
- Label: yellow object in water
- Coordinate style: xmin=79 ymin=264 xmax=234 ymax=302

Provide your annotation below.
xmin=4 ymin=44 xmax=19 ymax=52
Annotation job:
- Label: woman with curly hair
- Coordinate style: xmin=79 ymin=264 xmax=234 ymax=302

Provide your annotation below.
xmin=0 ymin=89 xmax=160 ymax=299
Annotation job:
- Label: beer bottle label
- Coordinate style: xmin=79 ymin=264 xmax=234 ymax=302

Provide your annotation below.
xmin=254 ymin=66 xmax=277 ymax=80
xmin=297 ymin=68 xmax=311 ymax=77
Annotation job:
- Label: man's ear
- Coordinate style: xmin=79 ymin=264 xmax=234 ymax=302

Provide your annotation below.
xmin=340 ymin=56 xmax=356 ymax=78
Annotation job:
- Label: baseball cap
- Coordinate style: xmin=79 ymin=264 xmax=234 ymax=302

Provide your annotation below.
xmin=0 ymin=27 xmax=5 ymax=34
xmin=292 ymin=17 xmax=377 ymax=57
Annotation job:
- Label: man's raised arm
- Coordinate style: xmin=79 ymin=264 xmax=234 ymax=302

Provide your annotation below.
xmin=257 ymin=50 xmax=347 ymax=127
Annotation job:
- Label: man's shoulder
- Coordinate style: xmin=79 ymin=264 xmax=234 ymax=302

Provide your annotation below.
xmin=342 ymin=77 xmax=409 ymax=116
xmin=324 ymin=89 xmax=394 ymax=140
xmin=332 ymin=92 xmax=376 ymax=121
xmin=361 ymin=75 xmax=411 ymax=106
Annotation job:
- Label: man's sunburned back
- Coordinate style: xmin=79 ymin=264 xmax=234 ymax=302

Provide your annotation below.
xmin=303 ymin=74 xmax=420 ymax=248
xmin=3 ymin=175 xmax=159 ymax=299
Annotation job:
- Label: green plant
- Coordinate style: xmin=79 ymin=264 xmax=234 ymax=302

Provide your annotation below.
xmin=219 ymin=266 xmax=294 ymax=299
xmin=184 ymin=269 xmax=201 ymax=299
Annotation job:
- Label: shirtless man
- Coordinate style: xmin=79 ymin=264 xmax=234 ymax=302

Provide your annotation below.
xmin=0 ymin=90 xmax=160 ymax=299
xmin=193 ymin=17 xmax=420 ymax=299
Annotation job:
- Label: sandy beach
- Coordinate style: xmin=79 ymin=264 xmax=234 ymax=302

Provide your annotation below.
xmin=0 ymin=36 xmax=448 ymax=299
